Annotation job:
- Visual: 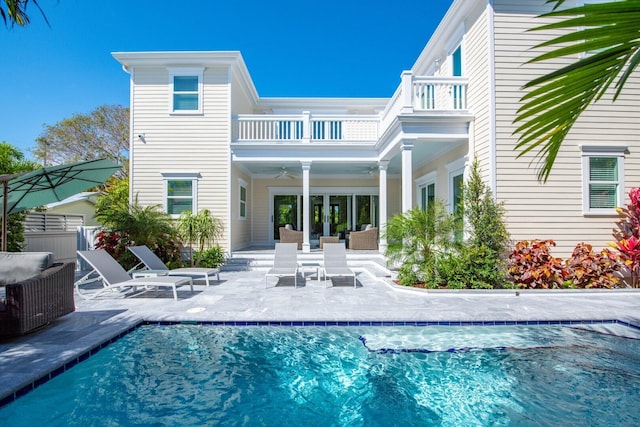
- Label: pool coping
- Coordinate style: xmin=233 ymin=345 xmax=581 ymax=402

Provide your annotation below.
xmin=2 ymin=316 xmax=640 ymax=408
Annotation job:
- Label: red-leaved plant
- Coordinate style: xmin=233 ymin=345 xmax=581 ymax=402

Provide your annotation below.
xmin=610 ymin=187 xmax=640 ymax=287
xmin=508 ymin=239 xmax=569 ymax=289
xmin=94 ymin=231 xmax=126 ymax=260
xmin=565 ymin=242 xmax=622 ymax=288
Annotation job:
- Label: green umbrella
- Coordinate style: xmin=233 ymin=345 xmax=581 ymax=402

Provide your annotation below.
xmin=0 ymin=158 xmax=121 ymax=251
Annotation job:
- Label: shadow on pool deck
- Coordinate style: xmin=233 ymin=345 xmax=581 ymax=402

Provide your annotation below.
xmin=2 ymin=268 xmax=640 ymax=403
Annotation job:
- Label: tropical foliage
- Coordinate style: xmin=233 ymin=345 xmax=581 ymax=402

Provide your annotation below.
xmin=508 ymin=239 xmax=623 ymax=289
xmin=0 ymin=142 xmax=40 ymax=251
xmin=193 ymin=246 xmax=226 ymax=269
xmin=508 ymin=239 xmax=567 ymax=289
xmin=176 ymin=209 xmax=224 ymax=267
xmin=94 ymin=199 xmax=181 ymax=269
xmin=1 ymin=0 xmax=47 ymax=27
xmin=514 ymin=0 xmax=640 ymax=182
xmin=385 ymin=203 xmax=459 ymax=287
xmin=610 ymin=187 xmax=640 ymax=287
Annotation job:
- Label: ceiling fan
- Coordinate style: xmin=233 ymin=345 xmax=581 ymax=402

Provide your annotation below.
xmin=362 ymin=167 xmax=378 ymax=177
xmin=274 ymin=167 xmax=297 ymax=179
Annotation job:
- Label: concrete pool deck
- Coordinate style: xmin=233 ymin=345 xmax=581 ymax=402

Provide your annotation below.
xmin=2 ymin=268 xmax=640 ymax=404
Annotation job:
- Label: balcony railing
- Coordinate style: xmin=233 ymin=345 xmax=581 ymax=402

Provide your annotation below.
xmin=233 ymin=74 xmax=468 ymax=143
xmin=380 ymin=73 xmax=468 ymax=131
xmin=233 ymin=114 xmax=379 ymax=143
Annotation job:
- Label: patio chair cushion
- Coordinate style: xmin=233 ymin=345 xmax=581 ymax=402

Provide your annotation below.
xmin=0 ymin=252 xmax=54 ymax=285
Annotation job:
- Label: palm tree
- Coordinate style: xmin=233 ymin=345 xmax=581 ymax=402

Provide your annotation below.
xmin=1 ymin=0 xmax=48 ymax=27
xmin=176 ymin=209 xmax=223 ymax=266
xmin=514 ymin=0 xmax=640 ymax=182
xmin=384 ymin=202 xmax=459 ymax=286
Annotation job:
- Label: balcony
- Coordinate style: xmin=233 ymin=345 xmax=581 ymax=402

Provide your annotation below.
xmin=232 ymin=74 xmax=468 ymax=144
xmin=233 ymin=114 xmax=379 ymax=143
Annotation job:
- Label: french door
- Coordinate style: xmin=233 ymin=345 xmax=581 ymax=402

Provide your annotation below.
xmin=273 ymin=190 xmax=378 ymax=243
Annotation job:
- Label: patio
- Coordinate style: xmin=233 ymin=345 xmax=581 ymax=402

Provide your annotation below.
xmin=2 ymin=267 xmax=640 ymax=405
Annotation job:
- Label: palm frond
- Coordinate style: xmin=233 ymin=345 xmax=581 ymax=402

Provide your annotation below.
xmin=514 ymin=0 xmax=640 ymax=182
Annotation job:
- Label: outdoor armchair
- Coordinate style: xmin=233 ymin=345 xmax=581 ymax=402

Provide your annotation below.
xmin=279 ymin=226 xmax=303 ymax=250
xmin=0 ymin=252 xmax=75 ymax=337
xmin=349 ymin=226 xmax=378 ymax=250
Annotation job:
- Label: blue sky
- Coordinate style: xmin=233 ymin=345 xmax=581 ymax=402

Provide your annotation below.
xmin=1 ymin=0 xmax=452 ymax=159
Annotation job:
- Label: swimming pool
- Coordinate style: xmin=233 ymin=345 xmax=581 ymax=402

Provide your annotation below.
xmin=1 ymin=323 xmax=639 ymax=426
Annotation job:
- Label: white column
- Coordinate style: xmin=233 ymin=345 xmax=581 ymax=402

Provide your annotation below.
xmin=301 ymin=161 xmax=311 ymax=253
xmin=302 ymin=111 xmax=311 ymax=144
xmin=401 ymin=142 xmax=414 ymax=212
xmin=378 ymin=161 xmax=389 ymax=254
xmin=400 ymin=71 xmax=414 ymax=114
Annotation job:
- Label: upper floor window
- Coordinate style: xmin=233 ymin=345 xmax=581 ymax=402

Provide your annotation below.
xmin=169 ymin=68 xmax=203 ymax=114
xmin=581 ymin=145 xmax=626 ymax=215
xmin=162 ymin=172 xmax=200 ymax=217
xmin=452 ymin=45 xmax=462 ymax=77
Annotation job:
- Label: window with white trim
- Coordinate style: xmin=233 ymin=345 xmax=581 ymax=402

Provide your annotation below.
xmin=446 ymin=158 xmax=466 ymax=214
xmin=239 ymin=179 xmax=247 ymax=220
xmin=581 ymin=145 xmax=626 ymax=215
xmin=162 ymin=173 xmax=199 ymax=216
xmin=416 ymin=172 xmax=436 ymax=211
xmin=452 ymin=45 xmax=463 ymax=77
xmin=169 ymin=68 xmax=203 ymax=114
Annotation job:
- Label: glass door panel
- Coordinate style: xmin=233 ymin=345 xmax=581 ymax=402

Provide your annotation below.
xmin=273 ymin=195 xmax=298 ymax=240
xmin=310 ymin=195 xmax=324 ymax=242
xmin=356 ymin=195 xmax=372 ymax=230
xmin=329 ymin=195 xmax=349 ymax=238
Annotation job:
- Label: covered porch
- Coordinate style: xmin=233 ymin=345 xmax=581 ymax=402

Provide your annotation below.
xmin=230 ymin=72 xmax=474 ymax=253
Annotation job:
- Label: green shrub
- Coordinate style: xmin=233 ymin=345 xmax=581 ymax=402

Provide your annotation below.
xmin=461 ymin=158 xmax=511 ymax=289
xmin=193 ymin=246 xmax=226 ymax=268
xmin=384 ymin=202 xmax=458 ymax=287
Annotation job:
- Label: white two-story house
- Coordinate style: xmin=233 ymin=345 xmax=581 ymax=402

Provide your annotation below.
xmin=113 ymin=0 xmax=639 ymax=256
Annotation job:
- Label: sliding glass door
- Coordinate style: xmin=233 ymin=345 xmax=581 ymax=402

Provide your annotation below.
xmin=273 ymin=195 xmax=298 ymax=240
xmin=272 ymin=190 xmax=378 ymax=242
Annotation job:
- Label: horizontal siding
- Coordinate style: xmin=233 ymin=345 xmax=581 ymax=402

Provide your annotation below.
xmin=131 ymin=66 xmax=232 ymax=249
xmin=230 ymin=165 xmax=251 ymax=250
xmin=493 ymin=0 xmax=640 ymax=256
xmin=465 ymin=7 xmax=492 ymax=182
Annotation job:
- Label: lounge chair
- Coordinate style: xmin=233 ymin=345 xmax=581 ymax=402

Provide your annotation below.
xmin=323 ymin=243 xmax=356 ymax=288
xmin=265 ymin=242 xmax=299 ymax=288
xmin=76 ymin=250 xmax=194 ymax=300
xmin=128 ymin=245 xmax=220 ymax=286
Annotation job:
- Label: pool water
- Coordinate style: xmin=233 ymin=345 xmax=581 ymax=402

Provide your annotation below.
xmin=1 ymin=324 xmax=640 ymax=426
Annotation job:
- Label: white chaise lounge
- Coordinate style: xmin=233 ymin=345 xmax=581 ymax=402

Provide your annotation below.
xmin=265 ymin=243 xmax=299 ymax=288
xmin=323 ymin=243 xmax=356 ymax=288
xmin=76 ymin=249 xmax=194 ymax=300
xmin=128 ymin=245 xmax=220 ymax=286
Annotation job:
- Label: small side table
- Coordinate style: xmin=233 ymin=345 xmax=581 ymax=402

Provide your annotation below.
xmin=299 ymin=262 xmax=322 ymax=281
xmin=131 ymin=269 xmax=168 ymax=279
